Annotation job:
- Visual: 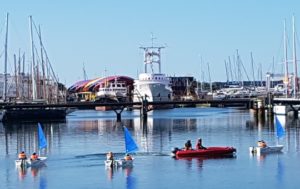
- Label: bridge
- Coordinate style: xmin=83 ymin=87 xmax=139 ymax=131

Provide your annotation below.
xmin=0 ymin=98 xmax=253 ymax=122
xmin=0 ymin=98 xmax=252 ymax=109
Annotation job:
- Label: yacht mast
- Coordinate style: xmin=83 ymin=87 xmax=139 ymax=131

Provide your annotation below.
xmin=39 ymin=25 xmax=46 ymax=100
xmin=250 ymin=52 xmax=256 ymax=87
xmin=14 ymin=54 xmax=18 ymax=99
xmin=224 ymin=60 xmax=229 ymax=83
xmin=284 ymin=19 xmax=289 ymax=98
xmin=228 ymin=56 xmax=233 ymax=83
xmin=292 ymin=15 xmax=298 ymax=98
xmin=207 ymin=62 xmax=212 ymax=93
xmin=30 ymin=15 xmax=37 ymax=100
xmin=3 ymin=13 xmax=9 ymax=101
xmin=200 ymin=56 xmax=203 ymax=91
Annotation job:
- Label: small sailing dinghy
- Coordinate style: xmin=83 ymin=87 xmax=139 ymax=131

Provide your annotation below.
xmin=15 ymin=123 xmax=48 ymax=168
xmin=250 ymin=116 xmax=285 ymax=155
xmin=105 ymin=126 xmax=138 ymax=168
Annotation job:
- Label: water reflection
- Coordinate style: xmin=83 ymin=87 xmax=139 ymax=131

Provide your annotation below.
xmin=124 ymin=167 xmax=136 ymax=189
xmin=105 ymin=166 xmax=136 ymax=189
xmin=276 ymin=157 xmax=284 ymax=187
xmin=106 ymin=166 xmax=117 ymax=181
xmin=175 ymin=155 xmax=236 ymax=173
xmin=31 ymin=167 xmax=39 ymax=177
xmin=17 ymin=167 xmax=27 ymax=181
xmin=1 ymin=122 xmax=64 ymax=157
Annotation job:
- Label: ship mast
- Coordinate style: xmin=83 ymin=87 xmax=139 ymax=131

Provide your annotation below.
xmin=283 ymin=19 xmax=289 ymax=98
xmin=3 ymin=13 xmax=9 ymax=101
xmin=39 ymin=25 xmax=46 ymax=100
xmin=30 ymin=15 xmax=37 ymax=100
xmin=139 ymin=34 xmax=165 ymax=74
xmin=292 ymin=15 xmax=298 ymax=98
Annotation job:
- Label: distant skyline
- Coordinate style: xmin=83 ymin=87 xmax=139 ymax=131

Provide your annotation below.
xmin=1 ymin=0 xmax=300 ymax=86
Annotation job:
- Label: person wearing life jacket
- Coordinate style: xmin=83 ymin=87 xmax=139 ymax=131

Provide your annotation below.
xmin=184 ymin=140 xmax=192 ymax=150
xmin=106 ymin=152 xmax=114 ymax=160
xmin=257 ymin=140 xmax=267 ymax=148
xmin=30 ymin=152 xmax=39 ymax=161
xmin=124 ymin=153 xmax=133 ymax=161
xmin=18 ymin=151 xmax=27 ymax=160
xmin=195 ymin=138 xmax=207 ymax=150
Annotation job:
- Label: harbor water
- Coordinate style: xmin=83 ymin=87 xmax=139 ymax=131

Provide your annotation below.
xmin=1 ymin=107 xmax=300 ymax=189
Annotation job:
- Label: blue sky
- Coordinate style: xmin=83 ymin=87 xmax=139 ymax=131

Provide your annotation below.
xmin=0 ymin=0 xmax=299 ymax=86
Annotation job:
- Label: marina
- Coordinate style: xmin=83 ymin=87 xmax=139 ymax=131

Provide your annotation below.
xmin=2 ymin=1 xmax=300 ymax=189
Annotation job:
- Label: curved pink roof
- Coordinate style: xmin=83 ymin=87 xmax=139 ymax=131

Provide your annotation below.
xmin=68 ymin=76 xmax=134 ymax=93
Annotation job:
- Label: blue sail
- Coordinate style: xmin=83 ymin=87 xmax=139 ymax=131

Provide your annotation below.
xmin=38 ymin=123 xmax=47 ymax=150
xmin=124 ymin=126 xmax=138 ymax=153
xmin=275 ymin=116 xmax=285 ymax=138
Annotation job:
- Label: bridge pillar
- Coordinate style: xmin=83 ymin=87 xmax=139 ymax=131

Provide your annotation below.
xmin=141 ymin=96 xmax=148 ymax=122
xmin=255 ymin=98 xmax=265 ymax=122
xmin=116 ymin=112 xmax=122 ymax=122
xmin=294 ymin=110 xmax=298 ymax=118
xmin=267 ymin=93 xmax=274 ymax=117
xmin=113 ymin=107 xmax=124 ymax=122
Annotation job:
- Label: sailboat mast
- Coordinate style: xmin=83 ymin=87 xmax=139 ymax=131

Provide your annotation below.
xmin=14 ymin=54 xmax=18 ymax=99
xmin=224 ymin=60 xmax=229 ymax=83
xmin=30 ymin=15 xmax=37 ymax=100
xmin=200 ymin=56 xmax=203 ymax=91
xmin=250 ymin=52 xmax=256 ymax=87
xmin=207 ymin=62 xmax=212 ymax=93
xmin=3 ymin=13 xmax=9 ymax=101
xmin=236 ymin=50 xmax=243 ymax=87
xmin=228 ymin=56 xmax=233 ymax=83
xmin=22 ymin=53 xmax=25 ymax=100
xmin=39 ymin=26 xmax=46 ymax=100
xmin=17 ymin=49 xmax=21 ymax=99
xmin=284 ymin=19 xmax=289 ymax=98
xmin=293 ymin=15 xmax=298 ymax=98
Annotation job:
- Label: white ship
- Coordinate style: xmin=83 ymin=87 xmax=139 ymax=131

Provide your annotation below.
xmin=96 ymin=78 xmax=128 ymax=102
xmin=133 ymin=45 xmax=173 ymax=109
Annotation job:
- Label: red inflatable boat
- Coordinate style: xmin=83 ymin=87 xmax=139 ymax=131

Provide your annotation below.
xmin=172 ymin=147 xmax=236 ymax=157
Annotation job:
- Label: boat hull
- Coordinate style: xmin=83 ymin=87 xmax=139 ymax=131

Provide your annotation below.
xmin=249 ymin=145 xmax=284 ymax=155
xmin=105 ymin=159 xmax=133 ymax=168
xmin=15 ymin=157 xmax=47 ymax=168
xmin=172 ymin=147 xmax=236 ymax=158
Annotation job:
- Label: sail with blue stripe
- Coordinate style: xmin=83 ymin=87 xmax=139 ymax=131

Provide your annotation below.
xmin=124 ymin=126 xmax=138 ymax=153
xmin=275 ymin=116 xmax=285 ymax=138
xmin=38 ymin=123 xmax=47 ymax=150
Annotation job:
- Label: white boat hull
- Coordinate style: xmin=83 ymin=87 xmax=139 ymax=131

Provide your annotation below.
xmin=105 ymin=159 xmax=133 ymax=168
xmin=249 ymin=145 xmax=284 ymax=155
xmin=15 ymin=157 xmax=47 ymax=168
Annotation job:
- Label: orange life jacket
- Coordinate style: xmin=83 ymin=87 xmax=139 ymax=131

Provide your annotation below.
xmin=258 ymin=141 xmax=267 ymax=148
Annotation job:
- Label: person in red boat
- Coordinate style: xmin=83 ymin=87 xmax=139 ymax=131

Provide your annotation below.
xmin=195 ymin=138 xmax=207 ymax=150
xmin=184 ymin=140 xmax=192 ymax=150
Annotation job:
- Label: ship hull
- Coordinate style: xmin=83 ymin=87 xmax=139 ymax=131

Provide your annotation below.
xmin=133 ymin=82 xmax=173 ymax=109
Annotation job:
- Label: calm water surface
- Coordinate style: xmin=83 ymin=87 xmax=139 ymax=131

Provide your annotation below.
xmin=1 ymin=107 xmax=300 ymax=189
